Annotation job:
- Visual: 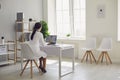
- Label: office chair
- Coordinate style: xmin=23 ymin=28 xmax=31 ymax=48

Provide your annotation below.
xmin=81 ymin=37 xmax=96 ymax=64
xmin=20 ymin=43 xmax=41 ymax=78
xmin=97 ymin=37 xmax=112 ymax=64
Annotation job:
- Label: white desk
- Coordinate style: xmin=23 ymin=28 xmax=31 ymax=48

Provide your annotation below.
xmin=41 ymin=44 xmax=75 ymax=78
xmin=21 ymin=43 xmax=75 ymax=78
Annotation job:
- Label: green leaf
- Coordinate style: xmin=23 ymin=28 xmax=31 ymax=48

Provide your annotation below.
xmin=40 ymin=20 xmax=49 ymax=39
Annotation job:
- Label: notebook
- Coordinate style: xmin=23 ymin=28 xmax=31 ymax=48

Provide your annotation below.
xmin=46 ymin=35 xmax=57 ymax=45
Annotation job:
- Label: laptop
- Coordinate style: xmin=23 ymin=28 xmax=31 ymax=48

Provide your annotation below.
xmin=46 ymin=35 xmax=57 ymax=45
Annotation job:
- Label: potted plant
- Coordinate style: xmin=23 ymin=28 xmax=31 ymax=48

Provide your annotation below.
xmin=66 ymin=34 xmax=71 ymax=38
xmin=40 ymin=20 xmax=49 ymax=39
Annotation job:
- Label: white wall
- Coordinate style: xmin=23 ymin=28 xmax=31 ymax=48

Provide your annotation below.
xmin=0 ymin=0 xmax=42 ymax=40
xmin=42 ymin=0 xmax=48 ymax=22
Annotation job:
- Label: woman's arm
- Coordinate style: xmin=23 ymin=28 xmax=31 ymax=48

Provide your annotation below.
xmin=39 ymin=32 xmax=46 ymax=46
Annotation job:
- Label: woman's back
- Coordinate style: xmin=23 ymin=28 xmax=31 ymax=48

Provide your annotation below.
xmin=29 ymin=32 xmax=45 ymax=54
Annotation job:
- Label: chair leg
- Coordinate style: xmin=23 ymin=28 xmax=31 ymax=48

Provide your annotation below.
xmin=81 ymin=51 xmax=87 ymax=62
xmin=97 ymin=51 xmax=112 ymax=64
xmin=81 ymin=51 xmax=96 ymax=63
xmin=88 ymin=52 xmax=92 ymax=64
xmin=20 ymin=59 xmax=42 ymax=78
xmin=20 ymin=60 xmax=30 ymax=76
xmin=33 ymin=60 xmax=41 ymax=73
xmin=101 ymin=53 xmax=104 ymax=63
xmin=86 ymin=52 xmax=88 ymax=62
xmin=104 ymin=52 xmax=108 ymax=65
xmin=106 ymin=52 xmax=112 ymax=64
xmin=90 ymin=51 xmax=96 ymax=62
xmin=30 ymin=60 xmax=33 ymax=78
xmin=97 ymin=52 xmax=104 ymax=64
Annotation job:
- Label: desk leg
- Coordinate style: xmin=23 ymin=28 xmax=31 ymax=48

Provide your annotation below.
xmin=59 ymin=48 xmax=75 ymax=78
xmin=72 ymin=48 xmax=75 ymax=72
xmin=59 ymin=48 xmax=62 ymax=78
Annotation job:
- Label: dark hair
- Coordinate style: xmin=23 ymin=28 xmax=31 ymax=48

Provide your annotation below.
xmin=31 ymin=22 xmax=41 ymax=40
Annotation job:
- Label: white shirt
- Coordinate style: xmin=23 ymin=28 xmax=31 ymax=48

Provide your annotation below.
xmin=28 ymin=31 xmax=47 ymax=58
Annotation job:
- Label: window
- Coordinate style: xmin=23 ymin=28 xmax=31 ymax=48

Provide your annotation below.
xmin=55 ymin=0 xmax=86 ymax=39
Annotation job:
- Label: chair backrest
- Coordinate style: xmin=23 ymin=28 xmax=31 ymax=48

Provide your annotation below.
xmin=21 ymin=43 xmax=38 ymax=59
xmin=99 ymin=37 xmax=112 ymax=50
xmin=85 ymin=37 xmax=96 ymax=49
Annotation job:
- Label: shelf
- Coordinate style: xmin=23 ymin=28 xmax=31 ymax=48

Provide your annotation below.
xmin=0 ymin=51 xmax=14 ymax=55
xmin=23 ymin=31 xmax=32 ymax=33
xmin=0 ymin=60 xmax=14 ymax=65
xmin=0 ymin=42 xmax=15 ymax=45
xmin=0 ymin=41 xmax=16 ymax=65
xmin=16 ymin=30 xmax=32 ymax=33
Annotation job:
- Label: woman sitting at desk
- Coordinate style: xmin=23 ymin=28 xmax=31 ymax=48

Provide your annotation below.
xmin=29 ymin=22 xmax=47 ymax=73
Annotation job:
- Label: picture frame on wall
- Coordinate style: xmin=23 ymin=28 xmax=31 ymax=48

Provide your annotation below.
xmin=97 ymin=4 xmax=105 ymax=18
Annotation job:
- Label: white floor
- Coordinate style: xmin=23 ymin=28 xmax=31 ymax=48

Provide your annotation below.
xmin=1 ymin=58 xmax=120 ymax=80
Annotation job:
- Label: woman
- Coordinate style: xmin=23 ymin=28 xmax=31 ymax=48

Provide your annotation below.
xmin=29 ymin=22 xmax=47 ymax=73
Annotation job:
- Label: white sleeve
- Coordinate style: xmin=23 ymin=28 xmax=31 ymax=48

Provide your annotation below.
xmin=39 ymin=33 xmax=46 ymax=46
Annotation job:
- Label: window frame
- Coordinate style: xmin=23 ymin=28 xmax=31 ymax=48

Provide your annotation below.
xmin=55 ymin=0 xmax=86 ymax=40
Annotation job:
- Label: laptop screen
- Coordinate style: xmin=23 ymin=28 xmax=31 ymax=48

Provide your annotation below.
xmin=46 ymin=35 xmax=57 ymax=44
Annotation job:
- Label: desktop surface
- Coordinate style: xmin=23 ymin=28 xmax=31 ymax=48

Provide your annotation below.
xmin=44 ymin=43 xmax=74 ymax=50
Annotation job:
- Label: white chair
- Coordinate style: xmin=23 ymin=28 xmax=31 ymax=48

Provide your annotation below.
xmin=97 ymin=37 xmax=112 ymax=64
xmin=20 ymin=43 xmax=41 ymax=78
xmin=81 ymin=37 xmax=96 ymax=63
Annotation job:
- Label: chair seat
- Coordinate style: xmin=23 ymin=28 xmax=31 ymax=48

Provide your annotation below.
xmin=24 ymin=56 xmax=40 ymax=60
xmin=82 ymin=48 xmax=95 ymax=51
xmin=97 ymin=48 xmax=111 ymax=51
